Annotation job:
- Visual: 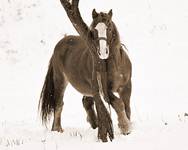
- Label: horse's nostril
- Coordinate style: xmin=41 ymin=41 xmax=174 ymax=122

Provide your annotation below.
xmin=97 ymin=50 xmax=101 ymax=56
xmin=106 ymin=47 xmax=109 ymax=54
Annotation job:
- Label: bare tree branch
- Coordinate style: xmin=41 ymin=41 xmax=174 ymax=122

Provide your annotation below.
xmin=60 ymin=0 xmax=90 ymax=43
xmin=59 ymin=0 xmax=114 ymax=142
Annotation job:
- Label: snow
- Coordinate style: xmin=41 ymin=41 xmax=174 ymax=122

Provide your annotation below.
xmin=0 ymin=0 xmax=188 ymax=149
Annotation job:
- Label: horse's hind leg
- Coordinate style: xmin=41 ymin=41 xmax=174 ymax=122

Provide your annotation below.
xmin=82 ymin=96 xmax=98 ymax=129
xmin=52 ymin=72 xmax=67 ymax=132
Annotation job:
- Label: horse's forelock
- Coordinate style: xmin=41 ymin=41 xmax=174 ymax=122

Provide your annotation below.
xmin=107 ymin=22 xmax=120 ymax=46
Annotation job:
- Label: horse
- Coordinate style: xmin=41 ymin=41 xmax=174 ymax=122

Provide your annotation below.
xmin=39 ymin=9 xmax=132 ymax=136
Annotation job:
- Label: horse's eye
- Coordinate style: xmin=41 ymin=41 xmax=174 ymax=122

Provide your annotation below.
xmin=108 ymin=27 xmax=112 ymax=32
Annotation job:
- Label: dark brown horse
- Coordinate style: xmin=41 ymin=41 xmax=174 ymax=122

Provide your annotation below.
xmin=39 ymin=9 xmax=132 ymax=138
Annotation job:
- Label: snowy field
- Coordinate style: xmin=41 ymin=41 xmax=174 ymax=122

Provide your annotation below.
xmin=0 ymin=0 xmax=188 ymax=149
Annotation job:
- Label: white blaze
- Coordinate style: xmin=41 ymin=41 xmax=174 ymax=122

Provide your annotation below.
xmin=95 ymin=23 xmax=109 ymax=59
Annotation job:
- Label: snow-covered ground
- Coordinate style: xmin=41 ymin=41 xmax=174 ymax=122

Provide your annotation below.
xmin=0 ymin=0 xmax=188 ymax=149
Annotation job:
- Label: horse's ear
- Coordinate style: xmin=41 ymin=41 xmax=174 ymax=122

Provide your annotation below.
xmin=108 ymin=9 xmax=113 ymax=19
xmin=92 ymin=9 xmax=98 ymax=19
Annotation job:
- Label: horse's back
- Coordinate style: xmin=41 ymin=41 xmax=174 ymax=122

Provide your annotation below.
xmin=54 ymin=35 xmax=89 ymax=64
xmin=55 ymin=35 xmax=85 ymax=53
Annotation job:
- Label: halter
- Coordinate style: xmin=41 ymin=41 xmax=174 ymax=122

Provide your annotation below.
xmin=95 ymin=36 xmax=109 ymax=59
xmin=96 ymin=37 xmax=108 ymax=42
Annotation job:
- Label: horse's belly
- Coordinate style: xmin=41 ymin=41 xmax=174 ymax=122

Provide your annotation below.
xmin=65 ymin=73 xmax=93 ymax=96
xmin=62 ymin=54 xmax=93 ymax=97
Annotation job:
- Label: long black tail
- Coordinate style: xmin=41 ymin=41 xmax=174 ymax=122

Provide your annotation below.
xmin=38 ymin=58 xmax=56 ymax=125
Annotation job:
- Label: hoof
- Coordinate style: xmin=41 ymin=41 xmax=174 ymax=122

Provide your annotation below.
xmin=122 ymin=131 xmax=131 ymax=135
xmin=118 ymin=123 xmax=131 ymax=135
xmin=51 ymin=127 xmax=64 ymax=133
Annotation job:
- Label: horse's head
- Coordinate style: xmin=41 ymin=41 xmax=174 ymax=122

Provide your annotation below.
xmin=90 ymin=9 xmax=114 ymax=59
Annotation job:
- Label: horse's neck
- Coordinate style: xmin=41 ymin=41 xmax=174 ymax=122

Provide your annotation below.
xmin=109 ymin=23 xmax=122 ymax=69
xmin=111 ymin=22 xmax=120 ymax=42
xmin=108 ymin=43 xmax=122 ymax=72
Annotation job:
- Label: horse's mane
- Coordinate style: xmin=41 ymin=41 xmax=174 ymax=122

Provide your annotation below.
xmin=110 ymin=22 xmax=120 ymax=47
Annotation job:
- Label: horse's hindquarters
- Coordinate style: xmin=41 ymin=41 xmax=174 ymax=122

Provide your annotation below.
xmin=54 ymin=35 xmax=94 ymax=97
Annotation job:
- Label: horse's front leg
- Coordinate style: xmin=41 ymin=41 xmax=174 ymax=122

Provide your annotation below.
xmin=118 ymin=80 xmax=132 ymax=120
xmin=109 ymin=91 xmax=131 ymax=135
xmin=82 ymin=96 xmax=98 ymax=129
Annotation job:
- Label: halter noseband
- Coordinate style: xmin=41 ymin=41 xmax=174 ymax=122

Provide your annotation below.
xmin=96 ymin=37 xmax=108 ymax=42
